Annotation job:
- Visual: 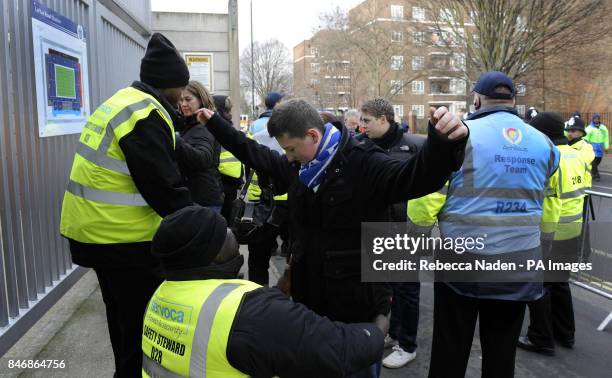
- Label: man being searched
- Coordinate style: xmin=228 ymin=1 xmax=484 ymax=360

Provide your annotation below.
xmin=197 ymin=98 xmax=468 ymax=377
xmin=59 ymin=33 xmax=193 ymax=376
xmin=518 ymin=113 xmax=590 ymax=355
xmin=358 ymin=98 xmax=424 ymax=369
xmin=142 ymin=205 xmax=387 ymax=378
xmin=406 ymin=71 xmax=560 ymax=378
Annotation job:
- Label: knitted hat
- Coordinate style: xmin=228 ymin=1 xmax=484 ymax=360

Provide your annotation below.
xmin=152 ymin=206 xmax=228 ymax=274
xmin=265 ymin=92 xmax=284 ymax=110
xmin=140 ymin=33 xmax=189 ymax=88
xmin=529 ymin=112 xmax=567 ymax=145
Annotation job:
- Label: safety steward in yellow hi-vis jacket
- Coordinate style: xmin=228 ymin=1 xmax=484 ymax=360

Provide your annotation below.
xmin=60 ymin=33 xmax=193 ymax=377
xmin=519 ymin=112 xmax=590 ymax=356
xmin=143 ymin=206 xmax=387 ymax=378
xmin=566 ymin=116 xmax=594 ymax=189
xmin=213 ymin=95 xmax=244 ymax=225
xmin=244 ymin=128 xmax=289 ymax=286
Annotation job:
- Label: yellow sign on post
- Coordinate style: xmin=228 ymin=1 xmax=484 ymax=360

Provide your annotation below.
xmin=183 ymin=53 xmax=214 ymax=92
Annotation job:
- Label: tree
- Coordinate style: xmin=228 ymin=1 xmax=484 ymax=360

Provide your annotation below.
xmin=311 ymin=4 xmax=431 ymax=109
xmin=427 ymin=0 xmax=611 ymax=85
xmin=240 ymin=39 xmax=292 ymax=114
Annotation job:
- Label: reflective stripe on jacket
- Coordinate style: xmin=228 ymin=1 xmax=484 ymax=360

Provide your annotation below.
xmin=142 ymin=279 xmax=260 ymax=378
xmin=60 ymin=86 xmax=174 ymax=244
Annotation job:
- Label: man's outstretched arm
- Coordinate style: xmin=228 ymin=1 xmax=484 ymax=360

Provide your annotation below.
xmin=227 ymin=288 xmax=385 ymax=378
xmin=200 ymin=111 xmax=295 ymax=192
xmin=361 ymin=107 xmax=468 ymax=203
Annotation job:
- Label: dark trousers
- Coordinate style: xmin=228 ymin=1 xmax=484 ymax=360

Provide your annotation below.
xmin=429 ymin=283 xmax=526 ymax=378
xmin=389 ymin=282 xmax=420 ymax=353
xmin=592 ymin=157 xmax=602 ymax=178
xmin=527 ymin=237 xmax=577 ymax=347
xmin=526 ymin=282 xmax=575 ymax=347
xmin=248 ymin=224 xmax=287 ymax=286
xmin=221 ymin=179 xmax=241 ymax=226
xmin=94 ymin=268 xmax=162 ymax=377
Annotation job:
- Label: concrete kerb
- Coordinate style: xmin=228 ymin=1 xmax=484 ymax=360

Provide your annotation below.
xmin=0 ymin=270 xmax=100 ymax=377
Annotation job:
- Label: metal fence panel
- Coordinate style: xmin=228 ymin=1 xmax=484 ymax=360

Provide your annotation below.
xmin=0 ymin=0 xmax=149 ymax=355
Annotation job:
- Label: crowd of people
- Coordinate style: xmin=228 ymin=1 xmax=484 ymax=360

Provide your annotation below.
xmin=58 ymin=32 xmax=608 ymax=377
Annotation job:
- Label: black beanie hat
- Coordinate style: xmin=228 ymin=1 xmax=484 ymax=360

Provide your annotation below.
xmin=152 ymin=206 xmax=228 ymax=274
xmin=140 ymin=33 xmax=189 ymax=88
xmin=529 ymin=112 xmax=567 ymax=145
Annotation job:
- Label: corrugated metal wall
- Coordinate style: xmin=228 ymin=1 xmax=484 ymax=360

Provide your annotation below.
xmin=0 ymin=0 xmax=149 ymax=352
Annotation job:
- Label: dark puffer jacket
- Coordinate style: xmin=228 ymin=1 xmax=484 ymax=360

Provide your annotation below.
xmin=176 ymin=116 xmax=224 ymax=207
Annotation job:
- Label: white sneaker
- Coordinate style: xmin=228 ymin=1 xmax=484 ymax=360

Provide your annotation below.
xmin=384 ymin=335 xmax=398 ymax=349
xmin=383 ymin=345 xmax=416 ymax=369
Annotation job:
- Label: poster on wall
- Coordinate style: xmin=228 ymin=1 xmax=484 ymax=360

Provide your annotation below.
xmin=183 ymin=53 xmax=214 ymax=92
xmin=31 ymin=0 xmax=90 ymax=137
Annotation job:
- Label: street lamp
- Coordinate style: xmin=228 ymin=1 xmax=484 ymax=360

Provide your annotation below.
xmin=250 ymin=0 xmax=255 ymax=117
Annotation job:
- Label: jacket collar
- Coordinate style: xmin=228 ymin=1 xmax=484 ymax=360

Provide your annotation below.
xmin=131 ymin=81 xmax=181 ymax=124
xmin=467 ymin=105 xmax=518 ymax=121
xmin=258 ymin=109 xmax=273 ymax=119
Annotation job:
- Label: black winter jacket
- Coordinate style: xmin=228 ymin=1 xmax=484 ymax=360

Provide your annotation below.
xmin=358 ymin=123 xmax=426 ymax=221
xmin=228 ymin=287 xmax=383 ymax=377
xmin=69 ymin=81 xmax=193 ymax=269
xmin=205 ymin=113 xmax=466 ymax=322
xmin=176 ymin=116 xmax=224 ymax=207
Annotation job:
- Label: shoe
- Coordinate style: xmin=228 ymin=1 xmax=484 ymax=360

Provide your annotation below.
xmin=556 ymin=338 xmax=574 ymax=349
xmin=384 ymin=335 xmax=398 ymax=349
xmin=517 ymin=336 xmax=555 ymax=356
xmin=382 ymin=345 xmax=416 ymax=369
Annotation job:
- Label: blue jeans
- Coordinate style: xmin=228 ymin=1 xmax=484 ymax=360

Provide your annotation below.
xmin=389 ymin=282 xmax=420 ymax=353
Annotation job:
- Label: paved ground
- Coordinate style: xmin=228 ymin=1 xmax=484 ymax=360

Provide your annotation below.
xmin=1 ymin=247 xmax=610 ymax=378
xmin=1 ymin=157 xmax=610 ymax=377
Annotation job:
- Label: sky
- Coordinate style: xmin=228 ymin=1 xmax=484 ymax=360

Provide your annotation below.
xmin=151 ymin=0 xmax=364 ymax=54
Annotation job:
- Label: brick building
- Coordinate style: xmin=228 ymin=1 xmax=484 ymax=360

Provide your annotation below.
xmin=293 ymin=0 xmax=603 ymax=123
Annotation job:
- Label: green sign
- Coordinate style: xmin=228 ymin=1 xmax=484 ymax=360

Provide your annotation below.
xmin=54 ymin=64 xmax=76 ymax=98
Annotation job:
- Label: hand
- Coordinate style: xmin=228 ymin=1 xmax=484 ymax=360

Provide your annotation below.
xmin=429 ymin=106 xmax=469 ymax=141
xmin=196 ymin=108 xmax=215 ymax=124
xmin=275 ymin=266 xmax=291 ymax=297
xmin=373 ymin=314 xmax=390 ymax=335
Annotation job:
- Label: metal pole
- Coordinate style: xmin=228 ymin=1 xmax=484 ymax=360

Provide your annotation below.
xmin=250 ymin=0 xmax=255 ymax=118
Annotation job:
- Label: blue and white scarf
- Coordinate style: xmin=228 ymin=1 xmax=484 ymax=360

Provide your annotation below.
xmin=299 ymin=123 xmax=341 ymax=192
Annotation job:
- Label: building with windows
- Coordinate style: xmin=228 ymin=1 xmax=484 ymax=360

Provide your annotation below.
xmin=293 ymin=0 xmax=538 ymax=123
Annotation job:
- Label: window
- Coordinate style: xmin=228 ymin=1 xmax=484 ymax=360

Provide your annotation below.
xmin=516 ymin=104 xmax=526 ymax=117
xmin=412 ymin=6 xmax=425 ymax=21
xmin=469 ymin=10 xmax=478 ymax=23
xmin=391 ymin=55 xmax=404 ymax=70
xmin=391 ymin=5 xmax=404 ymax=20
xmin=310 ymin=78 xmax=320 ymax=86
xmin=451 ymin=53 xmax=466 ymax=71
xmin=412 ymin=56 xmax=424 ymax=71
xmin=516 ymin=84 xmax=526 ymax=96
xmin=393 ymin=104 xmax=404 ymax=117
xmin=311 ymin=62 xmax=320 ymax=73
xmin=412 ymin=104 xmax=425 ymax=119
xmin=392 ymin=31 xmax=403 ymax=43
xmin=412 ymin=31 xmax=424 ymax=46
xmin=391 ymin=80 xmax=404 ymax=95
xmin=412 ymin=80 xmax=425 ymax=95
xmin=440 ymin=8 xmax=453 ymax=23
xmin=450 ymin=78 xmax=466 ymax=95
xmin=310 ymin=47 xmax=319 ymax=56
